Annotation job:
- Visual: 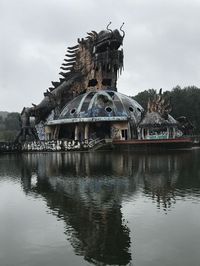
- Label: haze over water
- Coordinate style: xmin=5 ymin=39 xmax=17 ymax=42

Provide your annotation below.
xmin=0 ymin=149 xmax=200 ymax=266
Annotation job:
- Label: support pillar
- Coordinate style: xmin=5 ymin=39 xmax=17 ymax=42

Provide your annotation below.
xmin=127 ymin=123 xmax=131 ymax=140
xmin=53 ymin=125 xmax=60 ymax=139
xmin=173 ymin=127 xmax=176 ymax=139
xmin=147 ymin=128 xmax=150 ymax=139
xmin=141 ymin=128 xmax=144 ymax=139
xmin=84 ymin=124 xmax=89 ymax=140
xmin=167 ymin=127 xmax=170 ymax=139
xmin=75 ymin=125 xmax=79 ymax=141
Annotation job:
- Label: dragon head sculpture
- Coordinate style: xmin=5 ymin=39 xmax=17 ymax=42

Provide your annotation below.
xmin=59 ymin=22 xmax=125 ymax=92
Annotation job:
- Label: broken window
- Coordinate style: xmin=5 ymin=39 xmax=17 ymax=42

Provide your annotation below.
xmin=102 ymin=79 xmax=112 ymax=86
xmin=88 ymin=79 xmax=98 ymax=87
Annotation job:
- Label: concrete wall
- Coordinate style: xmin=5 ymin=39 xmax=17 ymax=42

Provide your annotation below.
xmin=111 ymin=122 xmax=128 ymax=140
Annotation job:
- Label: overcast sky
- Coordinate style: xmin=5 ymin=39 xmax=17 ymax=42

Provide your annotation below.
xmin=1 ymin=0 xmax=200 ymax=112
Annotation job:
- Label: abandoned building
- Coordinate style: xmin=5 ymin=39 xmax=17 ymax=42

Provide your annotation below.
xmin=16 ymin=25 xmax=192 ymax=151
xmin=45 ymin=89 xmax=144 ymax=141
xmin=138 ymin=112 xmax=181 ymax=140
xmin=138 ymin=89 xmax=182 ymax=140
xmin=17 ymin=24 xmax=145 ymax=144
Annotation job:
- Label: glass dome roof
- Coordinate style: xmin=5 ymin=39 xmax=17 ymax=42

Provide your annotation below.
xmin=57 ymin=89 xmax=144 ymax=124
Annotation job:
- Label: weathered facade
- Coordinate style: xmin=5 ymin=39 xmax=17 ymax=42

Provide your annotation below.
xmin=17 ymin=24 xmax=144 ymax=144
xmin=138 ymin=89 xmax=182 ymax=140
xmin=45 ymin=90 xmax=143 ymax=141
xmin=15 ymin=25 xmax=188 ymax=150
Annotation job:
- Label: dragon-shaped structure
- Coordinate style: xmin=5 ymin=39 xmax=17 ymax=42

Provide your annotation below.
xmin=138 ymin=89 xmax=182 ymax=139
xmin=17 ymin=23 xmax=125 ymax=141
xmin=147 ymin=88 xmax=172 ymax=119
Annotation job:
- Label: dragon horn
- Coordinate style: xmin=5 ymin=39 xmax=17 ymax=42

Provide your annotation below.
xmin=106 ymin=21 xmax=112 ymax=33
xmin=120 ymin=22 xmax=125 ymax=38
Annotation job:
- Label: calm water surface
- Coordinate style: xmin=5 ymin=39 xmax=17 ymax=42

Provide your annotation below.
xmin=0 ymin=149 xmax=200 ymax=266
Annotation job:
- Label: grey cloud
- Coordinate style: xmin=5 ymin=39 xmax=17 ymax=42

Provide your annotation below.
xmin=1 ymin=0 xmax=200 ymax=111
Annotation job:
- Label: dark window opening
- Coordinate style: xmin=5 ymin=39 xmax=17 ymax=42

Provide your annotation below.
xmin=107 ymin=91 xmax=115 ymax=97
xmin=121 ymin=129 xmax=128 ymax=140
xmin=58 ymin=125 xmax=75 ymax=139
xmin=105 ymin=106 xmax=112 ymax=113
xmin=129 ymin=106 xmax=134 ymax=112
xmin=70 ymin=108 xmax=76 ymax=114
xmin=137 ymin=107 xmax=141 ymax=112
xmin=102 ymin=79 xmax=112 ymax=86
xmin=88 ymin=79 xmax=98 ymax=87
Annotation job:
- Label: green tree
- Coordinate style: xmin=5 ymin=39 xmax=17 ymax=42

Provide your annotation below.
xmin=4 ymin=112 xmax=21 ymax=131
xmin=133 ymin=89 xmax=156 ymax=109
xmin=133 ymin=86 xmax=200 ymax=134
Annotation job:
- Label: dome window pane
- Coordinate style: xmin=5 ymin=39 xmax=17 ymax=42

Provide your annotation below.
xmin=105 ymin=106 xmax=112 ymax=113
xmin=129 ymin=106 xmax=134 ymax=112
xmin=70 ymin=108 xmax=76 ymax=114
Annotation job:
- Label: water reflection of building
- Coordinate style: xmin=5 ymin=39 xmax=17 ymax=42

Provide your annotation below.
xmin=20 ymin=153 xmax=138 ymax=265
xmin=138 ymin=153 xmax=181 ymax=210
xmin=138 ymin=89 xmax=182 ymax=140
xmin=17 ymin=150 xmax=195 ymax=264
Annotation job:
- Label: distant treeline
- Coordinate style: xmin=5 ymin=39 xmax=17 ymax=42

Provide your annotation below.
xmin=133 ymin=85 xmax=200 ymax=134
xmin=0 ymin=112 xmax=20 ymax=141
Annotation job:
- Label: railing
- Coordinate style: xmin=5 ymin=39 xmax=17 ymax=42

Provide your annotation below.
xmin=88 ymin=138 xmax=102 ymax=147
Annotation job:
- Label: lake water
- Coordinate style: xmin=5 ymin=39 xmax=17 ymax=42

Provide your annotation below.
xmin=0 ymin=149 xmax=200 ymax=266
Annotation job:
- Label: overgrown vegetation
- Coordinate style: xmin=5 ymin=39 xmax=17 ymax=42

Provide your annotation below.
xmin=0 ymin=112 xmax=20 ymax=141
xmin=133 ymin=85 xmax=200 ymax=134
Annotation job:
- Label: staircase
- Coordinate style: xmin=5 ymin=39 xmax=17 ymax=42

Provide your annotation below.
xmin=88 ymin=138 xmax=113 ymax=151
